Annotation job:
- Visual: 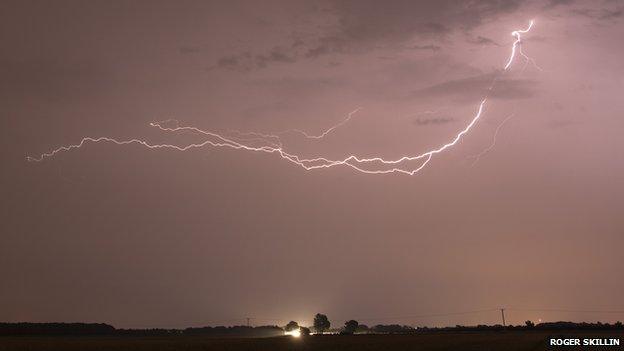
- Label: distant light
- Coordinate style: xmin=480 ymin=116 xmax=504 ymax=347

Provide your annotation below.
xmin=285 ymin=329 xmax=301 ymax=338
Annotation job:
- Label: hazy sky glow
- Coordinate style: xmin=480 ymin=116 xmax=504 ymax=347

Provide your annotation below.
xmin=3 ymin=0 xmax=624 ymax=328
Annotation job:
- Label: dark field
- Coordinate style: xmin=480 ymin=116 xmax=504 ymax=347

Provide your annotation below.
xmin=1 ymin=331 xmax=622 ymax=351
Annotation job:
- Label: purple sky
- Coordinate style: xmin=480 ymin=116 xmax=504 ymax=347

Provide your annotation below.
xmin=3 ymin=0 xmax=624 ymax=328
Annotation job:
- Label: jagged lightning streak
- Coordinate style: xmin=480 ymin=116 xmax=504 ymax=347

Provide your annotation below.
xmin=27 ymin=21 xmax=537 ymax=175
xmin=504 ymin=20 xmax=535 ymax=71
xmin=284 ymin=107 xmax=362 ymax=140
xmin=147 ymin=101 xmax=485 ymax=175
xmin=468 ymin=112 xmax=515 ymax=167
xmin=226 ymin=107 xmax=361 ymax=147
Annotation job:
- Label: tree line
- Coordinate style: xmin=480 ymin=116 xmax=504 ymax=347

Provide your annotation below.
xmin=1 ymin=318 xmax=622 ymax=336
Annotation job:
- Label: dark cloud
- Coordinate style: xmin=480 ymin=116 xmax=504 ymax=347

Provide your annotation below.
xmin=179 ymin=46 xmax=201 ymax=55
xmin=413 ymin=73 xmax=538 ymax=101
xmin=304 ymin=36 xmax=347 ymax=58
xmin=255 ymin=49 xmax=296 ymax=68
xmin=468 ymin=36 xmax=500 ymax=46
xmin=328 ymin=0 xmax=519 ymax=43
xmin=216 ymin=52 xmax=252 ymax=72
xmin=414 ymin=116 xmax=455 ymax=126
xmin=303 ymin=0 xmax=520 ymax=57
xmin=305 ymin=45 xmax=330 ymax=58
xmin=216 ymin=0 xmax=523 ymax=70
xmin=216 ymin=47 xmax=296 ymax=72
xmin=600 ymin=7 xmax=623 ymax=19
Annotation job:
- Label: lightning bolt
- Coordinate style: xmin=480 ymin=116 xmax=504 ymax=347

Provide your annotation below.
xmin=283 ymin=107 xmax=362 ymax=140
xmin=28 ymin=21 xmax=538 ymax=176
xmin=224 ymin=107 xmax=361 ymax=148
xmin=504 ymin=20 xmax=536 ymax=71
xmin=468 ymin=112 xmax=515 ymax=167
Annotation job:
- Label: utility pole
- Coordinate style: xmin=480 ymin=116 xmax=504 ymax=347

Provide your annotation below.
xmin=246 ymin=317 xmax=251 ymax=327
xmin=500 ymin=308 xmax=506 ymax=327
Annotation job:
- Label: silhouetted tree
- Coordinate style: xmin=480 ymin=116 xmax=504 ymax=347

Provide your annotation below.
xmin=300 ymin=326 xmax=311 ymax=336
xmin=525 ymin=320 xmax=535 ymax=328
xmin=344 ymin=320 xmax=359 ymax=334
xmin=285 ymin=321 xmax=299 ymax=332
xmin=313 ymin=313 xmax=330 ymax=334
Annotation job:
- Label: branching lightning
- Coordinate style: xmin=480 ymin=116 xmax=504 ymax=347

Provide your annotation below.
xmin=224 ymin=107 xmax=361 ymax=148
xmin=282 ymin=107 xmax=362 ymax=140
xmin=27 ymin=21 xmax=538 ymax=175
xmin=468 ymin=112 xmax=515 ymax=167
xmin=504 ymin=20 xmax=534 ymax=71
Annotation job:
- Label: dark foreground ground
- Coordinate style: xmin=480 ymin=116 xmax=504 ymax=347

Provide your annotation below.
xmin=0 ymin=331 xmax=622 ymax=351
